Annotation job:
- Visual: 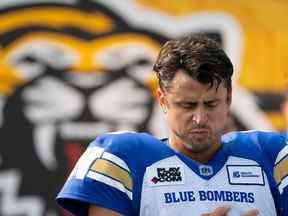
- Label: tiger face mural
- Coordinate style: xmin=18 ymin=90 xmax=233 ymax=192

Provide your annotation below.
xmin=0 ymin=2 xmax=166 ymax=215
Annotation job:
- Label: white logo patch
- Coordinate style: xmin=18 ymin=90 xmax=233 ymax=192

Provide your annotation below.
xmin=147 ymin=165 xmax=185 ymax=187
xmin=199 ymin=165 xmax=213 ymax=176
xmin=227 ymin=165 xmax=264 ymax=185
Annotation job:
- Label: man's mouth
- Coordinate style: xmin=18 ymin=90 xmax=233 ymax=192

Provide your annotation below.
xmin=190 ymin=129 xmax=210 ymax=138
xmin=191 ymin=128 xmax=210 ymax=133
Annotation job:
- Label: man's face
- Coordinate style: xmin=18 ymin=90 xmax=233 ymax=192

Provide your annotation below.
xmin=157 ymin=70 xmax=231 ymax=153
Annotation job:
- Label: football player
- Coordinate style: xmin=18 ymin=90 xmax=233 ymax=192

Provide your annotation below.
xmin=56 ymin=34 xmax=287 ymax=215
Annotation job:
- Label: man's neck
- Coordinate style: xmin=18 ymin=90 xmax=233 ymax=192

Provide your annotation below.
xmin=169 ymin=138 xmax=221 ymax=164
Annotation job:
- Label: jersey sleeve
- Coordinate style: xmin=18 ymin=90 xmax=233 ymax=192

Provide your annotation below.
xmin=260 ymin=132 xmax=288 ymax=215
xmin=56 ymin=133 xmax=135 ymax=216
xmin=272 ymin=134 xmax=288 ymax=215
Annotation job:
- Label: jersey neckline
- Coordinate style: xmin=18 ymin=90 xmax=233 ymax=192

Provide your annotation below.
xmin=162 ymin=138 xmax=230 ymax=180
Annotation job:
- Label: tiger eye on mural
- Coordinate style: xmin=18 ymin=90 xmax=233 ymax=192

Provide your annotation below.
xmin=0 ymin=0 xmax=286 ymax=215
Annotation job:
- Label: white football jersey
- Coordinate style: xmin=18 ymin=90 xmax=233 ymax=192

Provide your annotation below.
xmin=57 ymin=131 xmax=288 ymax=215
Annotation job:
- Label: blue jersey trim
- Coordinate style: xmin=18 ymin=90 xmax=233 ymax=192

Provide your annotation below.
xmin=56 ymin=178 xmax=134 ymax=216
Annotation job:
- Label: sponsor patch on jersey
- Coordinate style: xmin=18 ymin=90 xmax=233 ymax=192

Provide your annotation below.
xmin=148 ymin=165 xmax=185 ymax=186
xmin=226 ymin=165 xmax=264 ymax=185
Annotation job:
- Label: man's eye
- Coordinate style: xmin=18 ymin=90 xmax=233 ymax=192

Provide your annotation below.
xmin=179 ymin=103 xmax=196 ymax=109
xmin=205 ymin=101 xmax=218 ymax=108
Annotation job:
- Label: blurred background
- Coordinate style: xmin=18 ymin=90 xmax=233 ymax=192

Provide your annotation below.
xmin=0 ymin=0 xmax=287 ymax=215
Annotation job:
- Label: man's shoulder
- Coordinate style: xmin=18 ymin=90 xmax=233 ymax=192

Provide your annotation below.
xmin=223 ymin=130 xmax=286 ymax=144
xmin=89 ymin=131 xmax=172 ymax=167
xmin=222 ymin=130 xmax=287 ymax=162
xmin=90 ymin=131 xmax=164 ymax=151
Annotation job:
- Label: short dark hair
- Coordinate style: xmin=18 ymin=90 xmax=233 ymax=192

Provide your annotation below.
xmin=153 ymin=34 xmax=233 ymax=91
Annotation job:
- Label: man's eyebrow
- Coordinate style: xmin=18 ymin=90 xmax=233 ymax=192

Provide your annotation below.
xmin=205 ymin=99 xmax=220 ymax=102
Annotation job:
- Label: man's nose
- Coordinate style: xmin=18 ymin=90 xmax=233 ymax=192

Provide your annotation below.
xmin=192 ymin=107 xmax=208 ymax=125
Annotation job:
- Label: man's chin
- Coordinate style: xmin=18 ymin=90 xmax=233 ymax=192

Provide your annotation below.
xmin=183 ymin=142 xmax=211 ymax=153
xmin=184 ymin=136 xmax=213 ymax=152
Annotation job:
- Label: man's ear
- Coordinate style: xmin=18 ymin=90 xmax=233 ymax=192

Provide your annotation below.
xmin=156 ymin=87 xmax=168 ymax=113
xmin=226 ymin=88 xmax=232 ymax=106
